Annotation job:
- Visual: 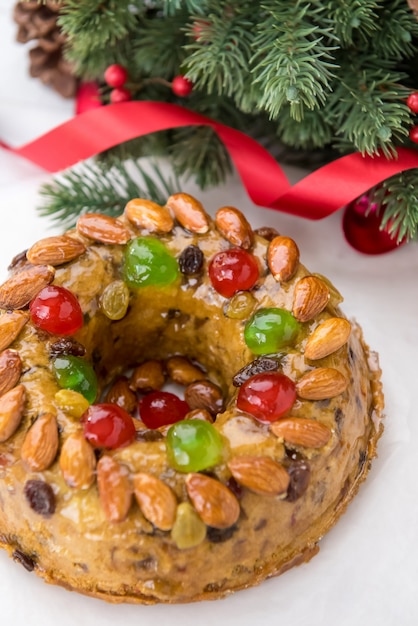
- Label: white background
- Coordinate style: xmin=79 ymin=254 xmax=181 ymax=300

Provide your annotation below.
xmin=1 ymin=1 xmax=417 ymax=624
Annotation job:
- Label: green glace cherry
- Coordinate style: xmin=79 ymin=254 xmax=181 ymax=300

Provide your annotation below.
xmin=124 ymin=236 xmax=179 ymax=288
xmin=244 ymin=307 xmax=300 ymax=355
xmin=52 ymin=355 xmax=98 ymax=404
xmin=166 ymin=420 xmax=224 ymax=472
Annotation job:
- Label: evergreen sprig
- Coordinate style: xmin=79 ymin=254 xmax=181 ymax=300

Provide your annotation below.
xmin=38 ymin=159 xmax=180 ymax=229
xmin=372 ymin=170 xmax=418 ymax=242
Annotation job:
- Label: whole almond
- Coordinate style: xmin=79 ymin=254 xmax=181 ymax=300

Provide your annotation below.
xmin=129 ymin=359 xmax=165 ymax=393
xmin=76 ymin=213 xmax=132 ymax=244
xmin=59 ymin=432 xmax=96 ymax=489
xmin=0 ymin=349 xmax=22 ymax=396
xmin=184 ymin=380 xmax=224 ymax=416
xmin=97 ymin=456 xmax=133 ymax=523
xmin=125 ymin=198 xmax=174 ymax=233
xmin=304 ymin=317 xmax=351 ymax=360
xmin=105 ymin=377 xmax=137 ymax=414
xmin=267 ymin=236 xmax=300 ymax=282
xmin=26 ymin=235 xmax=86 ymax=266
xmin=0 ymin=311 xmax=29 ymax=352
xmin=0 ymin=265 xmax=55 ymax=309
xmin=21 ymin=412 xmax=59 ymax=472
xmin=0 ymin=384 xmax=26 ymax=443
xmin=133 ymin=472 xmax=177 ymax=530
xmin=292 ymin=275 xmax=330 ymax=322
xmin=271 ymin=417 xmax=332 ymax=448
xmin=185 ymin=408 xmax=214 ymax=423
xmin=227 ymin=455 xmax=289 ymax=496
xmin=215 ymin=206 xmax=254 ymax=249
xmin=166 ymin=355 xmax=205 ymax=386
xmin=185 ymin=473 xmax=240 ymax=529
xmin=166 ymin=193 xmax=210 ymax=234
xmin=296 ymin=367 xmax=348 ymax=400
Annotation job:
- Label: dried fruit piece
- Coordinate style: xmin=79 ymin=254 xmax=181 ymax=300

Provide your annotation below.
xmin=24 ymin=479 xmax=56 ymax=517
xmin=271 ymin=417 xmax=332 ymax=448
xmin=100 ymin=280 xmax=130 ymax=321
xmin=133 ymin=472 xmax=177 ymax=530
xmin=225 ymin=291 xmax=256 ymax=320
xmin=304 ymin=317 xmax=351 ymax=360
xmin=59 ymin=432 xmax=96 ymax=489
xmin=228 ymin=455 xmax=290 ymax=496
xmin=215 ymin=206 xmax=254 ymax=249
xmin=237 ymin=372 xmax=296 ymax=423
xmin=292 ymin=275 xmax=330 ymax=323
xmin=171 ymin=502 xmax=207 ymax=549
xmin=208 ymin=249 xmax=259 ymax=298
xmin=97 ymin=456 xmax=133 ymax=523
xmin=125 ymin=198 xmax=174 ymax=233
xmin=76 ymin=213 xmax=132 ymax=244
xmin=166 ymin=193 xmax=210 ymax=234
xmin=184 ymin=380 xmax=224 ymax=416
xmin=233 ymin=357 xmax=279 ymax=387
xmin=139 ymin=391 xmax=190 ymax=428
xmin=0 ymin=311 xmax=29 ymax=352
xmin=53 ymin=355 xmax=98 ymax=404
xmin=54 ymin=389 xmax=90 ymax=419
xmin=129 ymin=360 xmax=165 ymax=393
xmin=286 ymin=460 xmax=311 ymax=502
xmin=244 ymin=307 xmax=300 ymax=354
xmin=124 ymin=237 xmax=179 ymax=288
xmin=26 ymin=235 xmax=86 ymax=266
xmin=267 ymin=236 xmax=300 ymax=282
xmin=12 ymin=549 xmax=36 ymax=572
xmin=82 ymin=403 xmax=136 ymax=449
xmin=49 ymin=337 xmax=86 ymax=358
xmin=166 ymin=355 xmax=205 ymax=386
xmin=254 ymin=226 xmax=280 ymax=241
xmin=21 ymin=412 xmax=59 ymax=472
xmin=105 ymin=377 xmax=137 ymax=414
xmin=178 ymin=245 xmax=204 ymax=275
xmin=0 ymin=265 xmax=55 ymax=310
xmin=0 ymin=384 xmax=26 ymax=443
xmin=185 ymin=473 xmax=240 ymax=529
xmin=0 ymin=349 xmax=22 ymax=396
xmin=166 ymin=420 xmax=224 ymax=472
xmin=30 ymin=285 xmax=83 ymax=335
xmin=296 ymin=367 xmax=348 ymax=400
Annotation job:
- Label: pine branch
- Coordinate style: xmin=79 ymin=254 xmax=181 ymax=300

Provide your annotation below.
xmin=37 ymin=159 xmax=180 ymax=229
xmin=372 ymin=170 xmax=418 ymax=242
xmin=320 ymin=0 xmax=379 ymax=47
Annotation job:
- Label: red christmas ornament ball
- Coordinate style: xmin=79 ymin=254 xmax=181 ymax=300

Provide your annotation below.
xmin=172 ymin=75 xmax=194 ymax=97
xmin=409 ymin=125 xmax=418 ymax=143
xmin=109 ymin=87 xmax=132 ymax=104
xmin=104 ymin=64 xmax=128 ymax=88
xmin=406 ymin=92 xmax=418 ymax=114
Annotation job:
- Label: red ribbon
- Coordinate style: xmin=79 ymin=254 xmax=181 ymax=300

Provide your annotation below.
xmin=2 ymin=99 xmax=418 ymax=252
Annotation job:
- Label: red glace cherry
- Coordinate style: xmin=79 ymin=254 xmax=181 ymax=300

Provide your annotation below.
xmin=236 ymin=372 xmax=296 ymax=423
xmin=30 ymin=285 xmax=83 ymax=335
xmin=208 ymin=248 xmax=259 ymax=298
xmin=82 ymin=404 xmax=136 ymax=449
xmin=139 ymin=391 xmax=190 ymax=429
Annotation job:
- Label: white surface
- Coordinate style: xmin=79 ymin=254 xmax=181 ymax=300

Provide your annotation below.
xmin=1 ymin=2 xmax=418 ymax=624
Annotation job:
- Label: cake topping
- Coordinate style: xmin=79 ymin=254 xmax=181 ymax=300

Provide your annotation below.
xmin=236 ymin=371 xmax=296 ymax=422
xmin=166 ymin=192 xmax=210 ymax=234
xmin=124 ymin=198 xmax=174 ymax=234
xmin=30 ymin=285 xmax=84 ymax=335
xmin=227 ymin=455 xmax=290 ymax=496
xmin=82 ymin=403 xmax=136 ymax=449
xmin=133 ymin=472 xmax=177 ymax=531
xmin=99 ymin=280 xmax=130 ymax=320
xmin=232 ymin=357 xmax=279 ymax=387
xmin=208 ymin=248 xmax=259 ymax=297
xmin=292 ymin=275 xmax=330 ymax=322
xmin=96 ymin=455 xmax=133 ymax=522
xmin=224 ymin=290 xmax=256 ymax=319
xmin=0 ymin=349 xmax=22 ymax=396
xmin=178 ymin=244 xmax=204 ymax=276
xmin=185 ymin=473 xmax=240 ymax=529
xmin=139 ymin=390 xmax=190 ymax=429
xmin=24 ymin=479 xmax=56 ymax=517
xmin=215 ymin=206 xmax=254 ymax=249
xmin=270 ymin=417 xmax=332 ymax=449
xmin=26 ymin=235 xmax=86 ymax=266
xmin=0 ymin=384 xmax=26 ymax=443
xmin=304 ymin=317 xmax=351 ymax=360
xmin=296 ymin=367 xmax=348 ymax=400
xmin=0 ymin=311 xmax=29 ymax=352
xmin=166 ymin=419 xmax=224 ymax=472
xmin=124 ymin=236 xmax=179 ymax=287
xmin=267 ymin=235 xmax=300 ymax=282
xmin=0 ymin=264 xmax=55 ymax=310
xmin=21 ymin=412 xmax=59 ymax=472
xmin=171 ymin=501 xmax=207 ymax=549
xmin=76 ymin=213 xmax=132 ymax=245
xmin=52 ymin=355 xmax=98 ymax=404
xmin=59 ymin=432 xmax=96 ymax=489
xmin=244 ymin=307 xmax=300 ymax=354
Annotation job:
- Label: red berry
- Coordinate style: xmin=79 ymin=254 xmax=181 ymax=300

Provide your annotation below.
xmin=82 ymin=403 xmax=136 ymax=449
xmin=104 ymin=64 xmax=128 ymax=88
xmin=109 ymin=87 xmax=131 ymax=104
xmin=208 ymin=248 xmax=259 ymax=298
xmin=409 ymin=125 xmax=418 ymax=143
xmin=172 ymin=75 xmax=193 ymax=97
xmin=139 ymin=391 xmax=190 ymax=429
xmin=236 ymin=372 xmax=296 ymax=423
xmin=406 ymin=92 xmax=418 ymax=114
xmin=29 ymin=286 xmax=83 ymax=335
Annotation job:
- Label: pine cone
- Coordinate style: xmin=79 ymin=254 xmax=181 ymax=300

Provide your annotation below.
xmin=14 ymin=1 xmax=78 ymax=98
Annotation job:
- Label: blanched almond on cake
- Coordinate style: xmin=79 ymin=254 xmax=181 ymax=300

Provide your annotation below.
xmin=304 ymin=317 xmax=351 ymax=360
xmin=0 ymin=349 xmax=22 ymax=396
xmin=97 ymin=456 xmax=133 ymax=523
xmin=59 ymin=432 xmax=96 ymax=489
xmin=133 ymin=472 xmax=177 ymax=530
xmin=215 ymin=206 xmax=254 ymax=249
xmin=0 ymin=311 xmax=29 ymax=352
xmin=185 ymin=473 xmax=240 ymax=529
xmin=271 ymin=417 xmax=332 ymax=448
xmin=125 ymin=198 xmax=174 ymax=233
xmin=296 ymin=367 xmax=348 ymax=400
xmin=166 ymin=355 xmax=205 ymax=386
xmin=76 ymin=213 xmax=132 ymax=244
xmin=166 ymin=193 xmax=210 ymax=234
xmin=26 ymin=235 xmax=86 ymax=266
xmin=292 ymin=275 xmax=330 ymax=322
xmin=267 ymin=236 xmax=300 ymax=282
xmin=0 ymin=265 xmax=55 ymax=310
xmin=0 ymin=384 xmax=26 ymax=443
xmin=227 ymin=455 xmax=290 ymax=496
xmin=21 ymin=412 xmax=59 ymax=472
